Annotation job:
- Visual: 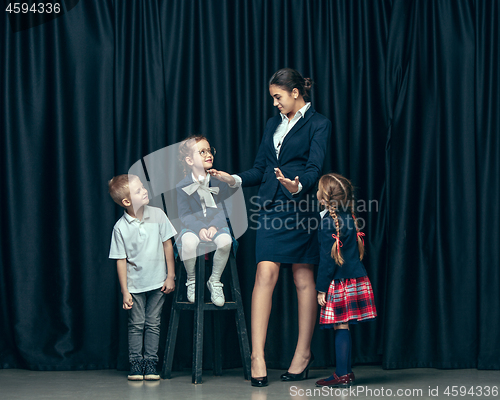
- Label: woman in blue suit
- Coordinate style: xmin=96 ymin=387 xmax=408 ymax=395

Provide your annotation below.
xmin=210 ymin=68 xmax=331 ymax=386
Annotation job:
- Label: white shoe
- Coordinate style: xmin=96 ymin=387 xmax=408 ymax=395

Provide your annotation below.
xmin=186 ymin=279 xmax=195 ymax=303
xmin=207 ymin=280 xmax=225 ymax=307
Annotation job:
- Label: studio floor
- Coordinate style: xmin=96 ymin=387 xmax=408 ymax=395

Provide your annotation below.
xmin=1 ymin=366 xmax=499 ymax=400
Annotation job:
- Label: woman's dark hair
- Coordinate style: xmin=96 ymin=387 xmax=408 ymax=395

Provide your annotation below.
xmin=268 ymin=68 xmax=313 ymax=101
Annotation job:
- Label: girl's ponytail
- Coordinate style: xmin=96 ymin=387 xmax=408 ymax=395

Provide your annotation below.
xmin=350 ymin=202 xmax=365 ymax=261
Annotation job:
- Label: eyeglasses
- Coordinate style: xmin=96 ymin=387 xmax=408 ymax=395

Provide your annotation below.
xmin=198 ymin=147 xmax=216 ymax=158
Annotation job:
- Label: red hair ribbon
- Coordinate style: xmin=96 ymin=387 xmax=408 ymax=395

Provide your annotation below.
xmin=356 ymin=232 xmax=365 ymax=245
xmin=332 ymin=234 xmax=343 ymax=251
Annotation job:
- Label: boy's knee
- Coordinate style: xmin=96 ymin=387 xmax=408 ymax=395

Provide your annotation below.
xmin=128 ymin=320 xmax=145 ymax=332
xmin=144 ymin=317 xmax=161 ymax=330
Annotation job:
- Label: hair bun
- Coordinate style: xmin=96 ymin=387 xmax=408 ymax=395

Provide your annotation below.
xmin=269 ymin=68 xmax=313 ymax=100
xmin=303 ymin=77 xmax=313 ymax=90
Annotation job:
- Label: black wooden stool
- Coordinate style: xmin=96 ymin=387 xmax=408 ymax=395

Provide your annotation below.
xmin=161 ymin=242 xmax=251 ymax=384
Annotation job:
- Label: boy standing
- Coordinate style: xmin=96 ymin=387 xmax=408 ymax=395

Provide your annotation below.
xmin=108 ymin=174 xmax=176 ymax=381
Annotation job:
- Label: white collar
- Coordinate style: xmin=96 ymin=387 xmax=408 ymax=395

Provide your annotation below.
xmin=280 ymin=102 xmax=311 ymax=121
xmin=191 ymin=172 xmax=210 ymax=185
xmin=124 ymin=205 xmax=149 ymax=223
xmin=320 ymin=209 xmax=328 ymax=219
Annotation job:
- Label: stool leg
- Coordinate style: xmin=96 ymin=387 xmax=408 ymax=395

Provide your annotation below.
xmin=213 ymin=312 xmax=222 ymax=376
xmin=192 ymin=252 xmax=205 ymax=384
xmin=161 ymin=260 xmax=183 ymax=379
xmin=228 ymin=252 xmax=251 ymax=380
xmin=162 ymin=308 xmax=180 ymax=379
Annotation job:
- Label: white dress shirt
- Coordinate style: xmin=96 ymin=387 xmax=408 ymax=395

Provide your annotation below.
xmin=231 ymin=103 xmax=311 ymax=195
xmin=273 ymin=102 xmax=311 ymax=158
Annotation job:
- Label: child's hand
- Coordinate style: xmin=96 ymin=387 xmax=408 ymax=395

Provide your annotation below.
xmin=123 ymin=291 xmax=133 ymax=310
xmin=206 ymin=226 xmax=218 ymax=239
xmin=317 ymin=292 xmax=326 ymax=307
xmin=275 ymin=168 xmax=300 ymax=193
xmin=199 ymin=228 xmax=211 ymax=241
xmin=207 ymin=169 xmax=236 ymax=186
xmin=162 ymin=276 xmax=175 ymax=294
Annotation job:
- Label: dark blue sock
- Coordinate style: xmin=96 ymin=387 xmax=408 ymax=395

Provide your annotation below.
xmin=335 ymin=329 xmax=350 ymax=377
xmin=347 ymin=329 xmax=352 ymax=373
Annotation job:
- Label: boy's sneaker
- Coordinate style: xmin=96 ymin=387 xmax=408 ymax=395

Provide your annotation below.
xmin=128 ymin=359 xmax=144 ymax=381
xmin=186 ymin=279 xmax=195 ymax=303
xmin=144 ymin=359 xmax=160 ymax=381
xmin=207 ymin=280 xmax=225 ymax=307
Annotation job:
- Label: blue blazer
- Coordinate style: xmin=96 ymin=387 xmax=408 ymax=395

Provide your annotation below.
xmin=176 ymin=175 xmax=232 ymax=235
xmin=238 ymin=106 xmax=331 ymax=205
xmin=315 ymin=212 xmax=368 ymax=293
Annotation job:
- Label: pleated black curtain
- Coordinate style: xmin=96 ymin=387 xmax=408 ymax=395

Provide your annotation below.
xmin=0 ymin=0 xmax=498 ymax=371
xmin=384 ymin=0 xmax=500 ymax=369
xmin=385 ymin=0 xmax=478 ymax=368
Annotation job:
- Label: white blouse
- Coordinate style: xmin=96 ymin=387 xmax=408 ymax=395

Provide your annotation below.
xmin=230 ymin=103 xmax=311 ymax=195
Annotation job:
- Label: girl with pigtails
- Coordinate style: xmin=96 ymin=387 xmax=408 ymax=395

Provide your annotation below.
xmin=314 ymin=173 xmax=377 ymax=389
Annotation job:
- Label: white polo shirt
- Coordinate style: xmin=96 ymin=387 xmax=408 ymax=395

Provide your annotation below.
xmin=109 ymin=205 xmax=177 ymax=293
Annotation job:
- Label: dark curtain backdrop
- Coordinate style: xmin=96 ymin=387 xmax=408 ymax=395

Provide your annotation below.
xmin=1 ymin=0 xmax=499 ymax=371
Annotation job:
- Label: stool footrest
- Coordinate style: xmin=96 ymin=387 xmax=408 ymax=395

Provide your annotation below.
xmin=173 ymin=301 xmax=239 ymax=311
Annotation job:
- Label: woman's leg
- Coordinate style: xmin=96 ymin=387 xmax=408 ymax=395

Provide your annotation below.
xmin=287 ymin=263 xmax=317 ymax=373
xmin=251 ymin=261 xmax=280 ymax=378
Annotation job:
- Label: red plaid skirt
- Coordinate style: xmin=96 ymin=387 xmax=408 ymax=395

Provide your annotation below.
xmin=319 ymin=276 xmax=377 ymax=326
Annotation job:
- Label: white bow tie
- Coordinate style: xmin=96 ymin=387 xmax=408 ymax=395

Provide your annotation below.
xmin=182 ymin=181 xmax=220 ymax=208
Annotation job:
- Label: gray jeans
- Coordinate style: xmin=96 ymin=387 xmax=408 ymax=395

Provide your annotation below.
xmin=129 ymin=288 xmax=165 ymax=362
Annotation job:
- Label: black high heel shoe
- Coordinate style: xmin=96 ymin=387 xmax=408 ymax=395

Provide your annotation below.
xmin=280 ymin=354 xmax=315 ymax=381
xmin=251 ymin=357 xmax=268 ymax=387
xmin=251 ymin=376 xmax=269 ymax=387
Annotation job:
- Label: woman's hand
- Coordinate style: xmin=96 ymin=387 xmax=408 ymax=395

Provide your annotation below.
xmin=208 ymin=169 xmax=236 ymax=186
xmin=275 ymin=168 xmax=300 ymax=193
xmin=317 ymin=292 xmax=326 ymax=307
